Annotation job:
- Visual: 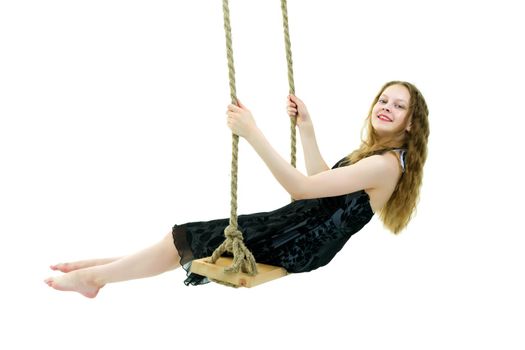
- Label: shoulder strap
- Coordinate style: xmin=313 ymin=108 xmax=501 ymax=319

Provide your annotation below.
xmin=391 ymin=148 xmax=407 ymax=173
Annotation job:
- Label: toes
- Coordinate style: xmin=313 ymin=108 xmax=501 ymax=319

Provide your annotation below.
xmin=62 ymin=263 xmax=79 ymax=273
xmin=51 ymin=263 xmax=73 ymax=273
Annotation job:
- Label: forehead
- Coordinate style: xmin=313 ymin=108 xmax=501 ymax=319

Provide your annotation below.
xmin=381 ymin=84 xmax=410 ymax=103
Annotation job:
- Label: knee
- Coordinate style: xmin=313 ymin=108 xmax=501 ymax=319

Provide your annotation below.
xmin=163 ymin=230 xmax=181 ymax=263
xmin=163 ymin=231 xmax=175 ymax=245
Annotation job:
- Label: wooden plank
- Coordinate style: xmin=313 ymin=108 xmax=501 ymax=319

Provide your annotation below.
xmin=190 ymin=257 xmax=288 ymax=288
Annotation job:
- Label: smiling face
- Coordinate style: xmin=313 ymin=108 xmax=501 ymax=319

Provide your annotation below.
xmin=370 ymin=84 xmax=411 ymax=140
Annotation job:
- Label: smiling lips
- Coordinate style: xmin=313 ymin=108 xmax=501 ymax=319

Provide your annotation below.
xmin=377 ymin=114 xmax=392 ymax=122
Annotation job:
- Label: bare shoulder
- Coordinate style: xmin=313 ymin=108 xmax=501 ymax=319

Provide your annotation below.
xmin=363 ymin=151 xmax=403 ymax=212
xmin=297 ymin=150 xmax=402 ymax=201
xmin=379 ymin=150 xmax=403 ymax=175
xmin=353 ymin=152 xmax=401 ymax=190
xmin=360 ymin=151 xmax=401 ymax=178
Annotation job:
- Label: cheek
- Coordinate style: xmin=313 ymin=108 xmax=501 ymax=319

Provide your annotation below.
xmin=398 ymin=114 xmax=411 ymax=128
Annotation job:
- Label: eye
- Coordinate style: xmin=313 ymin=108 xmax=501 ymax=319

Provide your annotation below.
xmin=395 ymin=104 xmax=406 ymax=109
xmin=378 ymin=99 xmax=387 ymax=104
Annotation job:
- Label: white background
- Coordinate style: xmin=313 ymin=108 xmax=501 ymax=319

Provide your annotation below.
xmin=1 ymin=0 xmax=524 ymax=349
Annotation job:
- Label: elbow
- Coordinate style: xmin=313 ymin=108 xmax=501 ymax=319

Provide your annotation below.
xmin=291 ymin=191 xmax=304 ymax=200
xmin=290 ymin=178 xmax=309 ymax=200
xmin=292 ymin=190 xmax=315 ymax=201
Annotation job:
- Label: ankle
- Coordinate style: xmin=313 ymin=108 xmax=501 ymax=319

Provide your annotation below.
xmin=78 ymin=268 xmax=106 ymax=288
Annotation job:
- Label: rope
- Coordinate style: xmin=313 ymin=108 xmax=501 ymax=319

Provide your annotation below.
xmin=208 ymin=0 xmax=298 ymax=280
xmin=281 ymin=0 xmax=297 ymax=170
xmin=208 ymin=0 xmax=258 ymax=276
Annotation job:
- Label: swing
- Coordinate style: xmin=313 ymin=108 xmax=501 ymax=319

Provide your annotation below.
xmin=189 ymin=0 xmax=296 ymax=287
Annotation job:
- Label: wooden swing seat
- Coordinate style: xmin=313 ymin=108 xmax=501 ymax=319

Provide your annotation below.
xmin=190 ymin=257 xmax=288 ymax=288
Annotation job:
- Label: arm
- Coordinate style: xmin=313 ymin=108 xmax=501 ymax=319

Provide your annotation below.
xmin=298 ymin=127 xmax=330 ymax=175
xmin=248 ymin=129 xmax=398 ymax=200
xmin=287 ymin=95 xmax=329 ymax=175
xmin=226 ymin=101 xmax=399 ymax=200
xmin=247 ymin=128 xmax=307 ymax=199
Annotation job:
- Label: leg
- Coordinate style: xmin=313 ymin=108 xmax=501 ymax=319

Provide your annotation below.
xmin=50 ymin=257 xmax=122 ymax=273
xmin=45 ymin=231 xmax=181 ymax=298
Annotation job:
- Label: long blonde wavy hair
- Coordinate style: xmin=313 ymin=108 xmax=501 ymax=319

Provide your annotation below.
xmin=342 ymin=81 xmax=430 ymax=234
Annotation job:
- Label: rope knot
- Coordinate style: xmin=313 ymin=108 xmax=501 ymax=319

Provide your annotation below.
xmin=224 ymin=225 xmax=243 ymax=240
xmin=209 ymin=223 xmax=258 ymax=276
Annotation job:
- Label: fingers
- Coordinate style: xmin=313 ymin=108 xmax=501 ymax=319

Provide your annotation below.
xmin=287 ymin=95 xmax=299 ymax=116
xmin=226 ymin=112 xmax=234 ymax=132
xmin=288 ymin=94 xmax=302 ymax=104
xmin=287 ymin=94 xmax=304 ymax=108
xmin=227 ymin=98 xmax=249 ymax=111
xmin=227 ymin=103 xmax=240 ymax=112
xmin=226 ymin=98 xmax=300 ymax=118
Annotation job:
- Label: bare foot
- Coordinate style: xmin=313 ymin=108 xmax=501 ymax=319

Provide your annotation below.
xmin=44 ymin=271 xmax=104 ymax=298
xmin=50 ymin=257 xmax=119 ymax=273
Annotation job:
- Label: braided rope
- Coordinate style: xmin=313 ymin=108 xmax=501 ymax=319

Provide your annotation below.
xmin=208 ymin=0 xmax=298 ymax=280
xmin=208 ymin=0 xmax=258 ymax=276
xmin=281 ymin=0 xmax=297 ymax=170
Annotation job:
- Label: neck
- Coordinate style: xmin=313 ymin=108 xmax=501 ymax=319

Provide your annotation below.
xmin=375 ymin=131 xmax=408 ymax=148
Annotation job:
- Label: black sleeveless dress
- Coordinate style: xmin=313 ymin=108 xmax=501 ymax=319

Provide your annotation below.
xmin=171 ymin=149 xmax=406 ymax=286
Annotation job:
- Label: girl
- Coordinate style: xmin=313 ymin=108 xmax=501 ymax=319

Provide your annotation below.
xmin=45 ymin=80 xmax=429 ymax=297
